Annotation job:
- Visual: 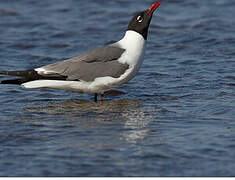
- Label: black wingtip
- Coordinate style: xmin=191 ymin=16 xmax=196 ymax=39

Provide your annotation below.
xmin=1 ymin=78 xmax=25 ymax=85
xmin=0 ymin=69 xmax=36 ymax=77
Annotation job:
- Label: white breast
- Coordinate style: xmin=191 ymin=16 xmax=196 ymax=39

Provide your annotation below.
xmin=117 ymin=30 xmax=146 ymax=67
xmin=112 ymin=30 xmax=146 ymax=83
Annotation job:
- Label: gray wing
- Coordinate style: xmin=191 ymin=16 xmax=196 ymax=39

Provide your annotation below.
xmin=37 ymin=45 xmax=128 ymax=82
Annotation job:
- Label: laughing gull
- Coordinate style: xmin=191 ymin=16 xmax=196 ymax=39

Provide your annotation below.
xmin=0 ymin=2 xmax=161 ymax=102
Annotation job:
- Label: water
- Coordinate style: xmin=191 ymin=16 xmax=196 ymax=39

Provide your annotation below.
xmin=0 ymin=0 xmax=235 ymax=177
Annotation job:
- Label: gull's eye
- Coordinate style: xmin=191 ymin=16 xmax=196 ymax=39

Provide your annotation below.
xmin=136 ymin=15 xmax=143 ymax=23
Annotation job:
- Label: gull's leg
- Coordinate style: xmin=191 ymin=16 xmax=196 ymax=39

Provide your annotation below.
xmin=100 ymin=94 xmax=104 ymax=101
xmin=94 ymin=93 xmax=98 ymax=102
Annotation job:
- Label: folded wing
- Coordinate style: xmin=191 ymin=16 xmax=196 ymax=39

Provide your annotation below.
xmin=36 ymin=45 xmax=128 ymax=82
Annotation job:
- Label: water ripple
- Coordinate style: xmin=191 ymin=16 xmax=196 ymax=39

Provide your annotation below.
xmin=0 ymin=0 xmax=235 ymax=177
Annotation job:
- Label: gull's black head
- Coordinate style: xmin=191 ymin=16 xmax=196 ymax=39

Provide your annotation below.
xmin=127 ymin=2 xmax=161 ymax=40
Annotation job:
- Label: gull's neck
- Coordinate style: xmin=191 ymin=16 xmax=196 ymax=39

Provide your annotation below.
xmin=118 ymin=30 xmax=146 ymax=48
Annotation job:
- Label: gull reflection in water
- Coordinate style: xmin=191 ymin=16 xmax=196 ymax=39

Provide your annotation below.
xmin=25 ymin=96 xmax=156 ymax=144
xmin=120 ymin=108 xmax=154 ymax=144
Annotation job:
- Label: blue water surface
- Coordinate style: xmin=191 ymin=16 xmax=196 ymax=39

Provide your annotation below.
xmin=0 ymin=0 xmax=235 ymax=176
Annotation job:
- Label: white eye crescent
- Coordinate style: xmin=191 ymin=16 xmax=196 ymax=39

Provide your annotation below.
xmin=136 ymin=15 xmax=143 ymax=23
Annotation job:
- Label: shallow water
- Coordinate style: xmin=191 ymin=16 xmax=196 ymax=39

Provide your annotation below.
xmin=0 ymin=0 xmax=235 ymax=177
